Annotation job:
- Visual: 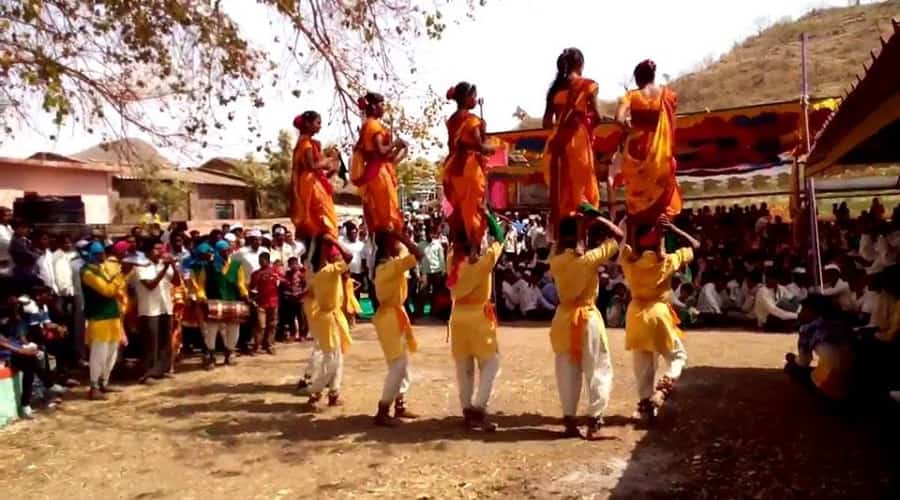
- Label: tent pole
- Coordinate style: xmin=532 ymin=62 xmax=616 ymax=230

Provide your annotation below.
xmin=807 ymin=177 xmax=824 ymax=289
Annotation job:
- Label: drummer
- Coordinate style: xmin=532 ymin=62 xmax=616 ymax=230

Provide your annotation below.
xmin=192 ymin=240 xmax=250 ymax=369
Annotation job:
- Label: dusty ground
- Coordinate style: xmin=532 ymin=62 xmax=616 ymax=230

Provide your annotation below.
xmin=3 ymin=323 xmax=899 ymax=500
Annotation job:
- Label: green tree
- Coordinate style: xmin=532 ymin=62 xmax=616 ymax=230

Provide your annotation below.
xmin=133 ymin=162 xmax=190 ymax=220
xmin=0 ymin=1 xmax=483 ymax=149
xmin=396 ymin=157 xmax=439 ymax=206
xmin=233 ymin=130 xmax=294 ymax=217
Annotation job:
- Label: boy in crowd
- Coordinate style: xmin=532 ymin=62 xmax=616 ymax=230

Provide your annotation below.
xmin=250 ymin=252 xmax=281 ymax=355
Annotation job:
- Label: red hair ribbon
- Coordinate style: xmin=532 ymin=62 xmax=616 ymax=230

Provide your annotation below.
xmin=357 ymin=96 xmax=368 ymax=111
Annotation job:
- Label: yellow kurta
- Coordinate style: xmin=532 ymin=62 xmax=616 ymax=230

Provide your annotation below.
xmin=620 ymin=245 xmax=694 ymax=353
xmin=309 ymin=261 xmax=352 ymax=353
xmin=875 ymin=295 xmax=900 ymax=343
xmin=343 ymin=275 xmax=362 ymax=316
xmin=373 ymin=254 xmax=419 ymax=362
xmin=448 ymin=242 xmax=502 ymax=361
xmin=82 ymin=267 xmax=126 ymax=344
xmin=549 ymin=240 xmax=619 ymax=362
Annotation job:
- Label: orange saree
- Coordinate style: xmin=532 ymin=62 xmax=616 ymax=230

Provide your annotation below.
xmin=620 ymin=87 xmax=682 ymax=225
xmin=441 ymin=111 xmax=488 ymax=245
xmin=351 ymin=118 xmax=403 ymax=233
xmin=543 ymin=77 xmax=602 ymax=232
xmin=290 ymin=136 xmax=339 ymax=239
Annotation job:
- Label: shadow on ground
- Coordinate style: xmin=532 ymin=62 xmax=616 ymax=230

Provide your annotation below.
xmin=607 ymin=366 xmax=900 ymax=499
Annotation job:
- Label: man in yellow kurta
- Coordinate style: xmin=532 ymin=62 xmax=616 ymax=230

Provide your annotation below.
xmin=81 ymin=242 xmax=127 ymax=401
xmin=306 ymin=235 xmax=353 ymax=407
xmin=549 ymin=215 xmax=622 ymax=439
xmin=371 ymin=232 xmax=424 ymax=426
xmin=620 ymin=217 xmax=699 ymax=422
xmin=447 ymin=211 xmax=505 ymax=431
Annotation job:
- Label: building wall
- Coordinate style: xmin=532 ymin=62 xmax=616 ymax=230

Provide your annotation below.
xmin=112 ymin=179 xmax=190 ymax=224
xmin=190 ymin=184 xmax=254 ymax=220
xmin=0 ymin=166 xmax=112 ymax=224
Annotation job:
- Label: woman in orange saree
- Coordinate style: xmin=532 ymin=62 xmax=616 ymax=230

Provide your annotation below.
xmin=542 ymin=48 xmax=603 ymax=233
xmin=290 ymin=110 xmax=340 ymax=240
xmin=351 ymin=92 xmax=407 ymax=235
xmin=441 ymin=82 xmax=495 ymax=246
xmin=616 ymin=59 xmax=682 ymax=226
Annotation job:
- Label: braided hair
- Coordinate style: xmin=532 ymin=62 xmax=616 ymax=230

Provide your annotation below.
xmin=357 ymin=92 xmax=385 ymax=117
xmin=633 ymin=59 xmax=657 ymax=89
xmin=446 ymin=82 xmax=477 ymax=106
xmin=545 ymin=48 xmax=584 ymax=110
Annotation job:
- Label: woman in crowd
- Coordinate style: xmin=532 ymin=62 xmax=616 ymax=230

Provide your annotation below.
xmin=549 ymin=214 xmax=622 ymax=439
xmin=447 ymin=209 xmax=506 ymax=431
xmin=616 ymin=59 xmax=681 ymax=226
xmin=290 ymin=110 xmax=340 ymax=242
xmin=305 ymin=234 xmax=353 ymax=407
xmin=542 ymin=47 xmax=603 ymax=233
xmin=80 ymin=242 xmax=127 ymax=400
xmin=351 ymin=92 xmax=407 ymax=236
xmin=371 ymin=232 xmax=424 ymax=426
xmin=620 ymin=216 xmax=699 ymax=423
xmin=441 ymin=81 xmax=495 ymax=246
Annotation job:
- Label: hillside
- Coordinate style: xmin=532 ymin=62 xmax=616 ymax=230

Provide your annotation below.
xmin=672 ymin=1 xmax=899 ymax=112
xmin=71 ymin=138 xmax=175 ymax=167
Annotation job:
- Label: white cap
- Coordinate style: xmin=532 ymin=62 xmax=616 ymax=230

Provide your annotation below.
xmin=224 ymin=233 xmax=237 ymax=242
xmin=75 ymin=239 xmax=91 ymax=249
xmin=261 ymin=233 xmax=273 ymax=241
xmin=824 ymin=263 xmax=841 ymax=273
xmin=763 ymin=260 xmax=774 ymax=268
xmin=791 ymin=267 xmax=807 ymax=274
xmin=247 ymin=229 xmax=262 ymax=238
xmin=231 ymin=223 xmax=244 ymax=231
xmin=274 ymin=226 xmax=286 ymax=235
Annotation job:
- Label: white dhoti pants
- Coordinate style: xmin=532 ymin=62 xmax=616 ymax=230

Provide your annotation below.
xmin=89 ymin=341 xmax=119 ymax=386
xmin=455 ymin=355 xmax=500 ymax=411
xmin=202 ymin=321 xmax=240 ymax=351
xmin=304 ymin=341 xmax=323 ymax=379
xmin=380 ymin=347 xmax=412 ymax=405
xmin=308 ymin=349 xmax=343 ymax=394
xmin=631 ymin=337 xmax=688 ymax=400
xmin=555 ymin=315 xmax=613 ymax=418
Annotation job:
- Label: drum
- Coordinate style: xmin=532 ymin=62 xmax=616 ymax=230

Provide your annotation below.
xmin=205 ymin=300 xmax=250 ymax=323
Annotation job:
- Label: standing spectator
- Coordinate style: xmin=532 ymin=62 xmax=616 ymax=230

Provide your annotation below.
xmin=284 ymin=230 xmax=306 ymax=263
xmin=416 ymin=229 xmax=446 ymax=316
xmin=528 ymin=216 xmax=550 ymax=253
xmin=168 ymin=232 xmax=191 ymax=265
xmin=69 ymin=239 xmax=90 ymax=363
xmin=140 ymin=202 xmax=163 ymax=231
xmin=33 ymin=231 xmax=58 ymax=294
xmin=236 ymin=230 xmax=264 ymax=353
xmin=280 ymin=257 xmax=308 ymax=341
xmin=269 ymin=225 xmax=293 ymax=265
xmin=194 ymin=241 xmax=249 ymax=368
xmin=249 ymin=252 xmax=280 ymax=355
xmin=135 ymin=241 xmax=181 ymax=384
xmin=1 ymin=295 xmax=58 ymax=418
xmin=0 ymin=207 xmax=12 ymax=278
xmin=341 ymin=223 xmax=367 ymax=298
xmin=502 ymin=221 xmax=519 ymax=261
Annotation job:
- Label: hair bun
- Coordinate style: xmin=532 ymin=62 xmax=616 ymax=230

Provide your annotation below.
xmin=292 ymin=115 xmax=304 ymax=130
xmin=356 ymin=96 xmax=367 ymax=111
xmin=446 ymin=85 xmax=457 ymax=101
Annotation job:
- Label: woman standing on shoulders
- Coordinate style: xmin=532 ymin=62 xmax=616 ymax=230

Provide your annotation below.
xmin=620 ymin=215 xmax=699 ymax=423
xmin=441 ymin=82 xmax=495 ymax=246
xmin=290 ymin=110 xmax=340 ymax=242
xmin=351 ymin=92 xmax=407 ymax=237
xmin=542 ymin=48 xmax=604 ymax=232
xmin=371 ymin=231 xmax=424 ymax=426
xmin=616 ymin=60 xmax=682 ymax=226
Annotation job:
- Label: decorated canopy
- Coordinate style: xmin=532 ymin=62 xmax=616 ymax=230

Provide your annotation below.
xmin=484 ymin=98 xmax=838 ymax=208
xmin=807 ymin=19 xmax=900 ymax=177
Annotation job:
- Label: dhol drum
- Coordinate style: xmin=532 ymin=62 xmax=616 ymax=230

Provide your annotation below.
xmin=205 ymin=300 xmax=250 ymax=323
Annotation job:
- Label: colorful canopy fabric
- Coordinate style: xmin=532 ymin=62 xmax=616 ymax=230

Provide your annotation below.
xmin=487 ymin=98 xmax=838 ymax=178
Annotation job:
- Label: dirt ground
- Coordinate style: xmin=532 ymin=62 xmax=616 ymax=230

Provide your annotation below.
xmin=3 ymin=323 xmax=899 ymax=500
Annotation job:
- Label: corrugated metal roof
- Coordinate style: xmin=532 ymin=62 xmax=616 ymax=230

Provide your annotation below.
xmin=113 ymin=166 xmax=249 ymax=187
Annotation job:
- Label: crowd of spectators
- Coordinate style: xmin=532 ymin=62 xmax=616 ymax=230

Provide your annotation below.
xmin=1 ymin=196 xmax=898 ymax=419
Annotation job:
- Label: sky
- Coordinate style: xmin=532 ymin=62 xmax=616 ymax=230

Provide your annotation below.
xmin=0 ymin=0 xmax=871 ymax=164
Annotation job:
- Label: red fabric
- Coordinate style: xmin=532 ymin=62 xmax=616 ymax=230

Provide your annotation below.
xmin=250 ymin=268 xmax=282 ymax=309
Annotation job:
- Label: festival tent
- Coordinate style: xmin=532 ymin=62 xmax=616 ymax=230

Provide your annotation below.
xmin=484 ymin=98 xmax=838 ymax=209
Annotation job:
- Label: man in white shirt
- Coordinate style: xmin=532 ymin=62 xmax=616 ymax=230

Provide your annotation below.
xmin=70 ymin=240 xmax=90 ymax=361
xmin=269 ymin=225 xmax=294 ymax=265
xmin=820 ymin=264 xmax=853 ymax=312
xmin=785 ymin=267 xmax=810 ymax=302
xmin=341 ymin=223 xmax=367 ymax=296
xmin=502 ymin=222 xmax=519 ymax=258
xmin=285 ymin=230 xmax=306 ymax=262
xmin=237 ymin=230 xmax=264 ymax=278
xmin=0 ymin=206 xmax=12 ymax=277
xmin=753 ymin=271 xmax=799 ymax=331
xmin=528 ymin=218 xmax=550 ymax=252
xmin=33 ymin=231 xmax=58 ymax=294
xmin=135 ymin=241 xmax=181 ymax=383
xmin=697 ymin=273 xmax=731 ymax=326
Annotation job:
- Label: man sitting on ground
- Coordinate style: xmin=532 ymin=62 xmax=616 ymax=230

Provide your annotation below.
xmin=753 ymin=270 xmax=799 ymax=332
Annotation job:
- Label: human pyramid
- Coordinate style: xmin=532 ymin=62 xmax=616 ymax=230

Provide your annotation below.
xmin=289 ymin=48 xmax=701 ymax=439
